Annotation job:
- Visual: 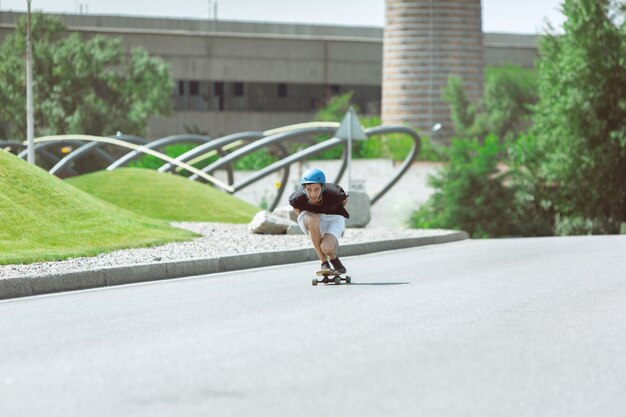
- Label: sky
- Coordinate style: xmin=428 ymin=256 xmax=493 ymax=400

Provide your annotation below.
xmin=1 ymin=0 xmax=565 ymax=34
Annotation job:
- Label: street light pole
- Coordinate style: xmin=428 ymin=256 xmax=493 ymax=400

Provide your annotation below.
xmin=26 ymin=0 xmax=35 ymax=164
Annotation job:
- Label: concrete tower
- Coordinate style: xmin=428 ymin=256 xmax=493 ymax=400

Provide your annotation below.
xmin=382 ymin=0 xmax=483 ymax=141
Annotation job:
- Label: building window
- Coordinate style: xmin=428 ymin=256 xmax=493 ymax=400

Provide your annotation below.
xmin=329 ymin=84 xmax=341 ymax=95
xmin=277 ymin=83 xmax=288 ymax=97
xmin=233 ymin=82 xmax=244 ymax=96
xmin=189 ymin=81 xmax=200 ymax=96
xmin=214 ymin=82 xmax=224 ymax=95
xmin=178 ymin=81 xmax=185 ymax=95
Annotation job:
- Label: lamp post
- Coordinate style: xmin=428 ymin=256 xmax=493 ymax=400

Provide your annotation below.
xmin=26 ymin=0 xmax=35 ymax=164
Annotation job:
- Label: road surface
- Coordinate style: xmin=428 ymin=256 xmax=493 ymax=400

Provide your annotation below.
xmin=1 ymin=235 xmax=625 ymax=416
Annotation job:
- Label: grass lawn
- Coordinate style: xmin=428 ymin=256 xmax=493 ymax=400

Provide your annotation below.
xmin=0 ymin=151 xmax=197 ymax=265
xmin=66 ymin=168 xmax=259 ymax=223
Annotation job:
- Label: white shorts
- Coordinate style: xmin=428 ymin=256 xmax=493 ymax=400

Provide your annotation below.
xmin=297 ymin=211 xmax=345 ymax=240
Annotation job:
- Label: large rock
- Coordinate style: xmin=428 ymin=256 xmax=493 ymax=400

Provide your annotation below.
xmin=248 ymin=210 xmax=294 ymax=234
xmin=286 ymin=223 xmax=305 ymax=235
xmin=345 ymin=191 xmax=371 ymax=228
xmin=272 ymin=205 xmax=298 ymax=222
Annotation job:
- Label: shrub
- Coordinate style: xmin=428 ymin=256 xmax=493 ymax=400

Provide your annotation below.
xmin=410 ymin=135 xmax=517 ymax=238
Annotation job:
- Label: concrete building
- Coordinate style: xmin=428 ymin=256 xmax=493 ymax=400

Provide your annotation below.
xmin=0 ymin=11 xmax=538 ymax=140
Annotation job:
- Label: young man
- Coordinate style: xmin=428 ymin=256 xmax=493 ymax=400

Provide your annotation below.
xmin=288 ymin=168 xmax=349 ymax=274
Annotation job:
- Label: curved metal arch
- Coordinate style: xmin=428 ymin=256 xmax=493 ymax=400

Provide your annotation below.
xmin=18 ymin=140 xmax=85 ymax=160
xmin=158 ymin=132 xmax=264 ymax=173
xmin=157 ymin=132 xmax=265 ymax=187
xmin=106 ymin=134 xmax=212 ymax=171
xmin=227 ymin=125 xmax=421 ymax=207
xmin=262 ymin=121 xmax=340 ymax=136
xmin=49 ymin=135 xmax=148 ymax=176
xmin=33 ymin=135 xmax=234 ymax=192
xmin=234 ymin=137 xmax=344 ymax=191
xmin=187 ymin=126 xmax=340 ymax=211
xmin=17 ymin=139 xmax=119 ymax=177
xmin=189 ymin=126 xmax=339 ymax=180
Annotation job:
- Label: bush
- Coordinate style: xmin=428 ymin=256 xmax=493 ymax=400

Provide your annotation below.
xmin=554 ymin=215 xmax=621 ymax=236
xmin=410 ymin=135 xmax=517 ymax=238
xmin=233 ymin=148 xmax=279 ymax=171
xmin=130 ymin=144 xmax=193 ymax=170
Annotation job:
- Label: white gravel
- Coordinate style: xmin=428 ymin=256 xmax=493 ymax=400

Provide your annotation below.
xmin=0 ymin=222 xmax=452 ymax=279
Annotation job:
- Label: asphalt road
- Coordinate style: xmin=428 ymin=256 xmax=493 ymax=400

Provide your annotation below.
xmin=1 ymin=235 xmax=625 ymax=417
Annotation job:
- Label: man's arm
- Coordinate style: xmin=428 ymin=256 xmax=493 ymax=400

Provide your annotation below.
xmin=293 ymin=208 xmax=301 ymax=216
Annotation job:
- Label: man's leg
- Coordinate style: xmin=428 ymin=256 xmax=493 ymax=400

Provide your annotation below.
xmin=303 ymin=213 xmax=326 ymax=263
xmin=320 ymin=215 xmax=347 ymax=274
xmin=320 ymin=234 xmax=338 ymax=261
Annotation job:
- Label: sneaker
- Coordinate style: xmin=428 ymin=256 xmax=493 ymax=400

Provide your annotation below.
xmin=320 ymin=261 xmax=333 ymax=272
xmin=330 ymin=257 xmax=346 ymax=274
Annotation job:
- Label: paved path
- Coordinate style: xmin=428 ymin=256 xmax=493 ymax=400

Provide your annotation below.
xmin=1 ymin=235 xmax=625 ymax=417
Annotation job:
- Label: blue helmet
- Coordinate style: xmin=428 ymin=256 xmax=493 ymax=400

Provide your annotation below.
xmin=301 ymin=168 xmax=326 ymax=186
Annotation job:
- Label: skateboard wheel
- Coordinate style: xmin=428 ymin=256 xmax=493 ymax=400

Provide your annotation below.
xmin=334 ymin=276 xmax=341 ymax=285
xmin=346 ymin=276 xmax=351 ymax=284
xmin=312 ymin=279 xmax=318 ymax=286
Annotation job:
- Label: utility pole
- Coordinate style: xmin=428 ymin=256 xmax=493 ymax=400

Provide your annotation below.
xmin=26 ymin=0 xmax=35 ymax=165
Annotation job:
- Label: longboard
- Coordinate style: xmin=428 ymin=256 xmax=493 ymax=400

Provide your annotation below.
xmin=313 ymin=270 xmax=351 ymax=286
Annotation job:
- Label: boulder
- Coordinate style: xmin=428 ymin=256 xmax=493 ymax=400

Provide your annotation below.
xmin=272 ymin=205 xmax=298 ymax=222
xmin=345 ymin=191 xmax=371 ymax=228
xmin=248 ymin=210 xmax=294 ymax=235
xmin=287 ymin=223 xmax=305 ymax=235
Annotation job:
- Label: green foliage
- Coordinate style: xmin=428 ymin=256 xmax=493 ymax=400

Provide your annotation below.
xmin=312 ymin=92 xmax=445 ymax=162
xmin=443 ymin=65 xmax=537 ymax=141
xmin=442 ymin=76 xmax=476 ymax=137
xmin=129 ymin=143 xmax=199 ymax=171
xmin=0 ymin=14 xmax=173 ymax=138
xmin=506 ymin=133 xmax=558 ymax=236
xmin=475 ymin=65 xmax=537 ymax=141
xmin=531 ymin=0 xmax=626 ymax=234
xmin=66 ymin=168 xmax=259 ymax=223
xmin=554 ymin=215 xmax=618 ymax=236
xmin=0 ymin=150 xmax=195 ymax=265
xmin=312 ymin=92 xmax=355 ymax=160
xmin=410 ymin=135 xmax=517 ymax=238
xmin=233 ymin=148 xmax=279 ymax=170
xmin=415 ymin=1 xmax=626 ymax=237
xmin=129 ymin=142 xmax=277 ymax=172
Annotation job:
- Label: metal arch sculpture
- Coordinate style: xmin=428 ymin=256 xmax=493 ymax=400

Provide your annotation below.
xmin=106 ymin=134 xmax=212 ymax=170
xmin=49 ymin=134 xmax=147 ymax=176
xmin=222 ymin=124 xmax=421 ymax=208
xmin=31 ymin=135 xmax=235 ymax=191
xmin=12 ymin=121 xmax=421 ymax=212
xmin=157 ymin=131 xmax=266 ymax=186
xmin=186 ymin=124 xmax=351 ymax=210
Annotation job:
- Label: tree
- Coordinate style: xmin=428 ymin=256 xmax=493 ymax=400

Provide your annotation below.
xmin=0 ymin=13 xmax=173 ymax=139
xmin=531 ymin=0 xmax=626 ymax=234
xmin=410 ymin=135 xmax=517 ymax=238
xmin=442 ymin=76 xmax=476 ymax=138
xmin=443 ymin=65 xmax=537 ymax=141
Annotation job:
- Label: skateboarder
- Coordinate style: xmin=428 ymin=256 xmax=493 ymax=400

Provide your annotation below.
xmin=289 ymin=168 xmax=349 ymax=274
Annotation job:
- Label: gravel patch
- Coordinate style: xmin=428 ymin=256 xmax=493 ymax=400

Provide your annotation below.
xmin=0 ymin=222 xmax=453 ymax=279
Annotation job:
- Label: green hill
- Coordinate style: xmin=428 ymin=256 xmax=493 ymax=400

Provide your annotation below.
xmin=0 ymin=151 xmax=196 ymax=265
xmin=66 ymin=168 xmax=258 ymax=222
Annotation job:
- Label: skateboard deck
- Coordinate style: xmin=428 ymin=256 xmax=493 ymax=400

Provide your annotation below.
xmin=312 ymin=270 xmax=351 ymax=286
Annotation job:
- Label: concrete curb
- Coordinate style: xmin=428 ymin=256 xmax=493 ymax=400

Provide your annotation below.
xmin=0 ymin=231 xmax=468 ymax=300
